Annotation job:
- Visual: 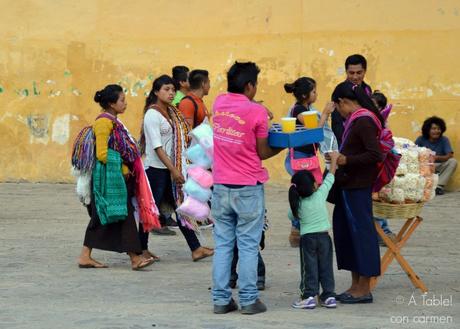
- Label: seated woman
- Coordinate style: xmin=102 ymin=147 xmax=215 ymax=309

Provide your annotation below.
xmin=415 ymin=116 xmax=457 ymax=195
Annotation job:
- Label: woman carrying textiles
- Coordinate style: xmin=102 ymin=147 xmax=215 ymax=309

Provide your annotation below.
xmin=77 ymin=84 xmax=158 ymax=270
xmin=139 ymin=75 xmax=213 ymax=262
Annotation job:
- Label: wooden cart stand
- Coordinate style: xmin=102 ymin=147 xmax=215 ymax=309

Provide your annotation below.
xmin=370 ymin=202 xmax=428 ymax=293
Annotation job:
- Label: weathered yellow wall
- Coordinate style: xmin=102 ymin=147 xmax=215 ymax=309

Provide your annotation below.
xmin=1 ymin=0 xmax=459 ymax=189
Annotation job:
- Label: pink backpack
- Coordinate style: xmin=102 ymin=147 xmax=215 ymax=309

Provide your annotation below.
xmin=342 ymin=109 xmax=401 ymax=192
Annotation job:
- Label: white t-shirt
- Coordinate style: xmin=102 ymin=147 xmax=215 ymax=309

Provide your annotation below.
xmin=143 ymin=109 xmax=173 ymax=169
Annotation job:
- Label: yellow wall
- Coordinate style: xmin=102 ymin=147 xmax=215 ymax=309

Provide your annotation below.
xmin=1 ymin=0 xmax=459 ymax=189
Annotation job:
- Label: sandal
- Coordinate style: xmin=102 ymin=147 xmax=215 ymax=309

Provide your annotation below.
xmin=132 ymin=257 xmax=154 ymax=271
xmin=143 ymin=250 xmax=160 ymax=261
xmin=78 ymin=259 xmax=108 ymax=269
xmin=192 ymin=247 xmax=214 ymax=262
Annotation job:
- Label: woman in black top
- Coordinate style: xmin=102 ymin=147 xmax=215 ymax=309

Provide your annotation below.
xmin=331 ymin=82 xmax=383 ymax=304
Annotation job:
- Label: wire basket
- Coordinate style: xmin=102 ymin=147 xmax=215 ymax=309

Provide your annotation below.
xmin=373 ymin=201 xmax=425 ymax=219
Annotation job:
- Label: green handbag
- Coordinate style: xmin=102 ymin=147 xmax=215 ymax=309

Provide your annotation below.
xmin=92 ymin=148 xmax=128 ymax=225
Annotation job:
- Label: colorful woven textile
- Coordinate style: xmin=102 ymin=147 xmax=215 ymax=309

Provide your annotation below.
xmin=97 ymin=113 xmax=141 ymax=164
xmin=71 ymin=126 xmax=96 ymax=173
xmin=168 ymin=106 xmax=190 ymax=214
xmin=92 ymin=148 xmax=128 ymax=225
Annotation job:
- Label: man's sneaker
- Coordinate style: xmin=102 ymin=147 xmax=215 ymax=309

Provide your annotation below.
xmin=240 ymin=299 xmax=267 ymax=315
xmin=435 ymin=187 xmax=444 ymax=195
xmin=256 ymin=281 xmax=265 ymax=291
xmin=292 ymin=296 xmax=316 ymax=309
xmin=214 ymin=298 xmax=238 ymax=314
xmin=152 ymin=227 xmax=176 ymax=236
xmin=320 ymin=297 xmax=337 ymax=308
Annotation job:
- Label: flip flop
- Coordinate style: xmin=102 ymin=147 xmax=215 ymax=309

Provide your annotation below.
xmin=192 ymin=249 xmax=214 ymax=262
xmin=145 ymin=251 xmax=160 ymax=261
xmin=78 ymin=262 xmax=108 ymax=269
xmin=132 ymin=257 xmax=154 ymax=271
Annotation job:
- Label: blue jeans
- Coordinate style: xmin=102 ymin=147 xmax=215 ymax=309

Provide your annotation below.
xmin=375 ymin=217 xmax=392 ymax=235
xmin=230 ymin=234 xmax=266 ymax=284
xmin=211 ymin=184 xmax=265 ymax=306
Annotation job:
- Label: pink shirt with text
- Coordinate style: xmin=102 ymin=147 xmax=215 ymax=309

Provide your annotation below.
xmin=212 ymin=93 xmax=269 ymax=185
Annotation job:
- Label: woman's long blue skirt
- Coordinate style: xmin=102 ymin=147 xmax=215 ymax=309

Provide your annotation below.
xmin=333 ymin=187 xmax=381 ymax=277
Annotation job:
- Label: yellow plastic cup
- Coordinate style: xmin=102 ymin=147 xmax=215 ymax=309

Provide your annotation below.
xmin=281 ymin=117 xmax=297 ymax=133
xmin=302 ymin=111 xmax=318 ymax=129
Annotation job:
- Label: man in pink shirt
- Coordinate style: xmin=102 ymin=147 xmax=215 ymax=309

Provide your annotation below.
xmin=212 ymin=62 xmax=283 ymax=315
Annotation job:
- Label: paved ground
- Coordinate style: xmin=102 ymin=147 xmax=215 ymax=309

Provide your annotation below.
xmin=0 ymin=183 xmax=459 ymax=329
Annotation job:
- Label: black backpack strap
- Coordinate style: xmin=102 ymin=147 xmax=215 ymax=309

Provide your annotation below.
xmin=182 ymin=95 xmax=199 ymax=128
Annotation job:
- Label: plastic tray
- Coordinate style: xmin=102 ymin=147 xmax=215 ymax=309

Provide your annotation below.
xmin=268 ymin=124 xmax=324 ymax=148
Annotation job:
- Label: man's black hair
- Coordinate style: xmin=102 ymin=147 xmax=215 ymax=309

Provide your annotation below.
xmin=172 ymin=65 xmax=189 ymax=90
xmin=189 ymin=69 xmax=209 ymax=90
xmin=227 ymin=61 xmax=260 ymax=94
xmin=345 ymin=54 xmax=367 ymax=70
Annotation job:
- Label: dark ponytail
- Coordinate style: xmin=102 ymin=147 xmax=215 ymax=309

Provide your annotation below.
xmin=332 ymin=82 xmax=384 ymax=127
xmin=284 ymin=77 xmax=316 ymax=104
xmin=144 ymin=89 xmax=158 ymax=113
xmin=354 ymin=86 xmax=384 ymax=126
xmin=139 ymin=74 xmax=175 ymax=155
xmin=94 ymin=84 xmax=123 ymax=110
xmin=289 ymin=170 xmax=316 ymax=218
xmin=289 ymin=185 xmax=301 ymax=219
xmin=284 ymin=82 xmax=295 ymax=93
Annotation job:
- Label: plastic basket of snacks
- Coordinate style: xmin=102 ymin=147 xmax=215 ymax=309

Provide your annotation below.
xmin=372 ymin=137 xmax=437 ymax=219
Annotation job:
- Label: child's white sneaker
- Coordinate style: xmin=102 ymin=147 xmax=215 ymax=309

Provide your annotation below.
xmin=320 ymin=297 xmax=337 ymax=308
xmin=292 ymin=296 xmax=316 ymax=309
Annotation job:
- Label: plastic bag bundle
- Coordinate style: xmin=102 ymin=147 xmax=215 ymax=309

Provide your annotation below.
xmin=404 ymin=148 xmax=420 ymax=174
xmin=394 ymin=137 xmax=415 ymax=149
xmin=178 ymin=122 xmax=214 ymax=225
xmin=190 ymin=123 xmax=214 ymax=158
xmin=184 ymin=179 xmax=212 ymax=203
xmin=186 ymin=144 xmax=212 ymax=169
xmin=176 ymin=196 xmax=210 ymax=221
xmin=395 ymin=163 xmax=408 ymax=176
xmin=73 ymin=169 xmax=92 ymax=205
xmin=422 ymin=174 xmax=438 ymax=201
xmin=187 ymin=165 xmax=213 ymax=188
xmin=376 ymin=136 xmax=439 ymax=204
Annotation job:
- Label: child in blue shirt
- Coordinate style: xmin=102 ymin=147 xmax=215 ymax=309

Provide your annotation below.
xmin=288 ymin=152 xmax=339 ymax=309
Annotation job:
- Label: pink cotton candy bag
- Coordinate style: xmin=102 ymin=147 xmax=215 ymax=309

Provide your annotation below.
xmin=176 ymin=196 xmax=210 ymax=221
xmin=186 ymin=165 xmax=213 ymax=188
